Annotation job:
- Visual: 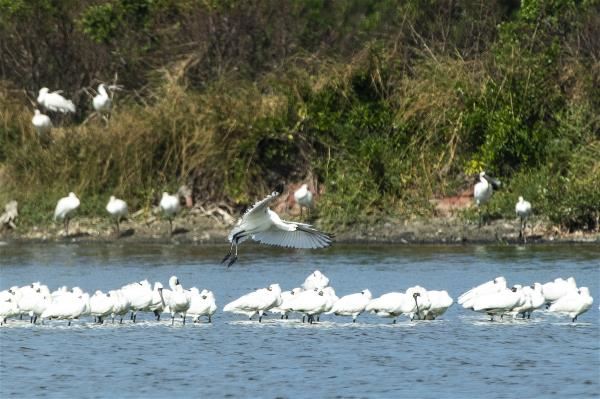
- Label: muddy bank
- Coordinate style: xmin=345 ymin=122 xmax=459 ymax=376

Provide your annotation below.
xmin=1 ymin=209 xmax=598 ymax=245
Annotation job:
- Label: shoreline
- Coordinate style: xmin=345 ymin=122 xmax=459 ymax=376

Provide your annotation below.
xmin=2 ymin=213 xmax=598 ymax=245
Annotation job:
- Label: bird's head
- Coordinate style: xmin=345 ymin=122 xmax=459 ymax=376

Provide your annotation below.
xmin=518 ymin=196 xmax=524 ymax=202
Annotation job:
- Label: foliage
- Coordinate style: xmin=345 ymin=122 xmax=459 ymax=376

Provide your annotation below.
xmin=0 ymin=0 xmax=598 ymax=231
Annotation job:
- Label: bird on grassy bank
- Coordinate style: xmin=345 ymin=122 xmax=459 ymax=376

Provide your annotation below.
xmin=37 ymin=88 xmax=75 ymax=114
xmin=159 ymin=192 xmax=181 ymax=236
xmin=106 ymin=196 xmax=128 ymax=235
xmin=54 ymin=192 xmax=80 ymax=236
xmin=515 ymin=196 xmax=532 ymax=243
xmin=222 ymin=191 xmax=332 ymax=267
xmin=294 ymin=183 xmax=313 ymax=217
xmin=31 ymin=109 xmax=52 ymax=138
xmin=474 ymin=171 xmax=501 ymax=227
xmin=92 ymin=84 xmax=112 ymax=115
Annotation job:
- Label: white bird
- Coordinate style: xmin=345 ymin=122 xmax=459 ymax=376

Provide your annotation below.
xmin=37 ymin=87 xmax=75 ymax=113
xmin=515 ymin=196 xmax=532 ymax=242
xmin=222 ymin=192 xmax=332 ymax=266
xmin=301 ymin=270 xmax=330 ymax=290
xmin=159 ymin=192 xmax=181 ymax=236
xmin=270 ymin=287 xmax=303 ymax=319
xmin=405 ymin=286 xmax=432 ymax=320
xmin=106 ymin=196 xmax=128 ymax=235
xmin=0 ymin=298 xmax=19 ymax=325
xmin=474 ymin=171 xmax=500 ymax=227
xmin=510 ymin=283 xmax=545 ymax=319
xmin=366 ymin=292 xmax=417 ymax=323
xmin=327 ymin=289 xmax=372 ymax=322
xmin=471 ymin=287 xmax=525 ymax=321
xmin=166 ymin=276 xmax=190 ymax=325
xmin=41 ymin=291 xmax=89 ymax=326
xmin=223 ymin=284 xmax=282 ymax=322
xmin=93 ymin=84 xmax=112 ymax=115
xmin=289 ymin=288 xmax=328 ymax=324
xmin=121 ymin=280 xmax=153 ymax=322
xmin=458 ymin=276 xmax=507 ymax=309
xmin=424 ymin=290 xmax=454 ymax=320
xmin=108 ymin=289 xmax=130 ymax=324
xmin=89 ymin=290 xmax=114 ymax=324
xmin=54 ymin=192 xmax=80 ymax=236
xmin=294 ymin=183 xmax=313 ymax=217
xmin=542 ymin=277 xmax=578 ymax=306
xmin=548 ymin=287 xmax=593 ymax=322
xmin=32 ymin=109 xmax=53 ymax=137
xmin=186 ymin=289 xmax=217 ymax=323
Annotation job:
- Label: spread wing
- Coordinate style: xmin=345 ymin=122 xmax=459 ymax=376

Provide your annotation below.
xmin=252 ymin=223 xmax=332 ymax=249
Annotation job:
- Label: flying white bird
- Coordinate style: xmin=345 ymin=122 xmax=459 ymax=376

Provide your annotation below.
xmin=222 ymin=192 xmax=332 ymax=267
xmin=54 ymin=192 xmax=80 ymax=236
xmin=474 ymin=171 xmax=501 ymax=227
xmin=106 ymin=196 xmax=128 ymax=235
xmin=159 ymin=192 xmax=181 ymax=236
xmin=515 ymin=196 xmax=532 ymax=242
xmin=294 ymin=183 xmax=313 ymax=217
xmin=31 ymin=109 xmax=52 ymax=137
xmin=37 ymin=87 xmax=75 ymax=113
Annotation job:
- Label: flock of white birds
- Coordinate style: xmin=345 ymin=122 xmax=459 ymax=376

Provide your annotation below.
xmin=0 ymin=271 xmax=593 ymax=327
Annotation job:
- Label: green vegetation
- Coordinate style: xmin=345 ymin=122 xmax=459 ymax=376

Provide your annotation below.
xmin=0 ymin=0 xmax=598 ymax=232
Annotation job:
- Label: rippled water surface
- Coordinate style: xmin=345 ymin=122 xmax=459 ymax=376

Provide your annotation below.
xmin=1 ymin=243 xmax=599 ymax=398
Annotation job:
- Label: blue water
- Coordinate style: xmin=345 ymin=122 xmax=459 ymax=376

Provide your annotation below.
xmin=0 ymin=243 xmax=599 ymax=398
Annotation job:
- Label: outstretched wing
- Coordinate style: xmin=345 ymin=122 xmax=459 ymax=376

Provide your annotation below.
xmin=252 ymin=223 xmax=332 ymax=249
xmin=228 ymin=192 xmax=280 ymax=242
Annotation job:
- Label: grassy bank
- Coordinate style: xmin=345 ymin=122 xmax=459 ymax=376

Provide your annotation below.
xmin=1 ymin=1 xmax=598 ymax=232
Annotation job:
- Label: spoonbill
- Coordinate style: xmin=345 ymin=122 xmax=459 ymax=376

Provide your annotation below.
xmin=294 ymin=184 xmax=313 ymax=217
xmin=473 ymin=171 xmax=500 ymax=227
xmin=32 ymin=109 xmax=52 ymax=137
xmin=548 ymin=287 xmax=593 ymax=322
xmin=365 ymin=292 xmax=419 ymax=323
xmin=93 ymin=84 xmax=112 ymax=115
xmin=223 ymin=284 xmax=282 ymax=322
xmin=89 ymin=290 xmax=114 ymax=324
xmin=515 ymin=196 xmax=532 ymax=242
xmin=471 ymin=287 xmax=524 ymax=321
xmin=542 ymin=277 xmax=578 ymax=307
xmin=289 ymin=288 xmax=328 ymax=324
xmin=166 ymin=276 xmax=191 ymax=325
xmin=458 ymin=276 xmax=507 ymax=309
xmin=222 ymin=192 xmax=332 ymax=267
xmin=327 ymin=289 xmax=372 ymax=322
xmin=270 ymin=287 xmax=303 ymax=319
xmin=106 ymin=196 xmax=128 ymax=235
xmin=159 ymin=192 xmax=181 ymax=236
xmin=301 ymin=270 xmax=330 ymax=290
xmin=37 ymin=87 xmax=75 ymax=113
xmin=54 ymin=192 xmax=80 ymax=236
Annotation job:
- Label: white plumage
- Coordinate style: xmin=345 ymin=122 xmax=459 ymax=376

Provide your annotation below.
xmin=32 ymin=109 xmax=53 ymax=136
xmin=106 ymin=196 xmax=128 ymax=234
xmin=542 ymin=277 xmax=578 ymax=305
xmin=37 ymin=87 xmax=75 ymax=113
xmin=93 ymin=84 xmax=112 ymax=114
xmin=548 ymin=287 xmax=593 ymax=322
xmin=54 ymin=192 xmax=80 ymax=236
xmin=327 ymin=289 xmax=372 ymax=322
xmin=515 ymin=196 xmax=532 ymax=242
xmin=223 ymin=192 xmax=332 ymax=266
xmin=458 ymin=276 xmax=507 ymax=309
xmin=166 ymin=276 xmax=191 ymax=325
xmin=159 ymin=192 xmax=181 ymax=236
xmin=223 ymin=284 xmax=282 ymax=322
xmin=294 ymin=183 xmax=313 ymax=216
xmin=301 ymin=270 xmax=330 ymax=290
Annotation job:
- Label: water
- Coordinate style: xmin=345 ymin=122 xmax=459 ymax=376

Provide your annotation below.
xmin=0 ymin=243 xmax=599 ymax=398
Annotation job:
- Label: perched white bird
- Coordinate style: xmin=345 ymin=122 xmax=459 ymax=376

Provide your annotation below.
xmin=37 ymin=87 xmax=75 ymax=113
xmin=106 ymin=196 xmax=128 ymax=235
xmin=473 ymin=171 xmax=500 ymax=227
xmin=93 ymin=84 xmax=112 ymax=115
xmin=223 ymin=192 xmax=332 ymax=266
xmin=223 ymin=284 xmax=282 ymax=322
xmin=289 ymin=288 xmax=329 ymax=324
xmin=54 ymin=192 xmax=80 ymax=236
xmin=548 ymin=287 xmax=593 ymax=322
xmin=186 ymin=289 xmax=217 ymax=323
xmin=31 ymin=109 xmax=52 ymax=137
xmin=294 ymin=183 xmax=313 ymax=217
xmin=327 ymin=289 xmax=372 ymax=322
xmin=515 ymin=196 xmax=532 ymax=242
xmin=301 ymin=270 xmax=330 ymax=290
xmin=159 ymin=192 xmax=181 ymax=236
